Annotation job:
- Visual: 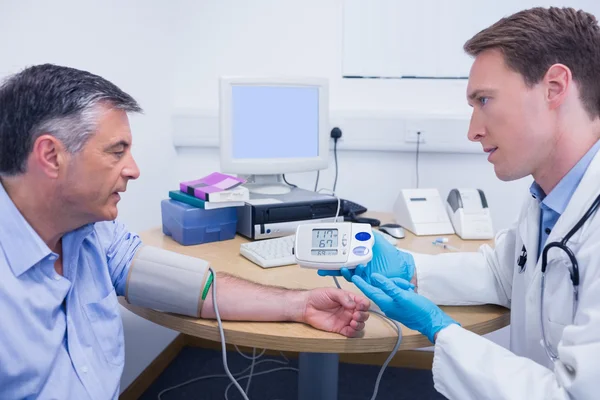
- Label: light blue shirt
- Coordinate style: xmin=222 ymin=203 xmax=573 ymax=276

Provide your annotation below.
xmin=0 ymin=183 xmax=141 ymax=400
xmin=530 ymin=140 xmax=600 ymax=258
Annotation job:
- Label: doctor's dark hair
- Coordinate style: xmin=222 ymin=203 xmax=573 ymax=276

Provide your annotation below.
xmin=464 ymin=7 xmax=600 ymax=120
xmin=0 ymin=64 xmax=142 ymax=176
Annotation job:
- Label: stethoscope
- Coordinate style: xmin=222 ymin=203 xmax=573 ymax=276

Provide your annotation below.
xmin=539 ymin=193 xmax=600 ymax=363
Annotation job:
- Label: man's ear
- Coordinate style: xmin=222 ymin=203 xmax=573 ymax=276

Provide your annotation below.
xmin=544 ymin=63 xmax=571 ymax=110
xmin=31 ymin=134 xmax=67 ymax=178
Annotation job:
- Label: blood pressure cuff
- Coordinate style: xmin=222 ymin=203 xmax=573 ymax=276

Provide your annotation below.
xmin=125 ymin=246 xmax=213 ymax=317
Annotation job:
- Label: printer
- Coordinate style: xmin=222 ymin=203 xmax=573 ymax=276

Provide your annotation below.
xmin=446 ymin=188 xmax=494 ymax=240
xmin=237 ymin=187 xmax=342 ymax=240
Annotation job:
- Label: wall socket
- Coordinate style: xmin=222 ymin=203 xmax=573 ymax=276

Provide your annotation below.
xmin=405 ymin=130 xmax=426 ymax=143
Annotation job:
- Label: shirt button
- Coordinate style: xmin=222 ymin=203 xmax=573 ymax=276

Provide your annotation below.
xmin=82 ymin=366 xmax=88 ymax=373
xmin=53 ymin=275 xmax=61 ymax=281
xmin=48 ymin=255 xmax=57 ymax=261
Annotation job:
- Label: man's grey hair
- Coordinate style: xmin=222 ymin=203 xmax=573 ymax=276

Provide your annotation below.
xmin=0 ymin=64 xmax=142 ymax=176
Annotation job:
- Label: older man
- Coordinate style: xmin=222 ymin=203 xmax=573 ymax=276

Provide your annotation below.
xmin=0 ymin=64 xmax=369 ymax=400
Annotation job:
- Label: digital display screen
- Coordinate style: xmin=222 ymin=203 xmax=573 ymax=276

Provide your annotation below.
xmin=311 ymin=249 xmax=338 ymax=256
xmin=312 ymin=229 xmax=338 ymax=248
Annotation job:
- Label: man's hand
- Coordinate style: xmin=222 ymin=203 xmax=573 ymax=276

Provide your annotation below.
xmin=352 ymin=273 xmax=457 ymax=343
xmin=297 ymin=288 xmax=370 ymax=338
xmin=318 ymin=231 xmax=416 ymax=284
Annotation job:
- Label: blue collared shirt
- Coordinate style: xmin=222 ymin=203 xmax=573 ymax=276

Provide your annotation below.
xmin=0 ymin=183 xmax=141 ymax=400
xmin=530 ymin=140 xmax=600 ymax=258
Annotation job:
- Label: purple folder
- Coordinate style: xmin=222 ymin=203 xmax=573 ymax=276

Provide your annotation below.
xmin=180 ymin=172 xmax=246 ymax=201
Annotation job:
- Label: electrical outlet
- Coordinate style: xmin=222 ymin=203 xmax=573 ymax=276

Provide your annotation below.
xmin=405 ymin=130 xmax=426 ymax=143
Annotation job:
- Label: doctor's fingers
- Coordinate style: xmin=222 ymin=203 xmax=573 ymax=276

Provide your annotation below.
xmin=316 ymin=266 xmax=360 ymax=283
xmin=371 ymin=274 xmax=410 ymax=299
xmin=385 ymin=277 xmax=415 ymax=291
xmin=317 ymin=269 xmax=342 ymax=277
xmin=341 ymin=266 xmax=357 ymax=282
xmin=352 ymin=275 xmax=392 ymax=304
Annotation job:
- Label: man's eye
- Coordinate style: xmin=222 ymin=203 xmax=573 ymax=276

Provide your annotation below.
xmin=479 ymin=97 xmax=489 ymax=106
xmin=114 ymin=151 xmax=125 ymax=158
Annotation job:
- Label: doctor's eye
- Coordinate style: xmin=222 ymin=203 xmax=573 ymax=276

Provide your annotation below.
xmin=478 ymin=97 xmax=489 ymax=106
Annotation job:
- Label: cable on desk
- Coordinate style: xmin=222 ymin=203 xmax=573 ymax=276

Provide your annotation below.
xmin=333 ymin=276 xmax=403 ymax=400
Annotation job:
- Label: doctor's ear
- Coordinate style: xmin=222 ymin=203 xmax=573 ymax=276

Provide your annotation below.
xmin=31 ymin=134 xmax=69 ymax=178
xmin=543 ymin=63 xmax=572 ymax=110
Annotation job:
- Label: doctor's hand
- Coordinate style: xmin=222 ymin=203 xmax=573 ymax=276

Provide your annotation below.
xmin=353 ymin=273 xmax=458 ymax=343
xmin=318 ymin=231 xmax=416 ymax=284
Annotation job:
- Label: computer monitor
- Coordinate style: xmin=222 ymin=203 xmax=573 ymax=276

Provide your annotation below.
xmin=219 ymin=77 xmax=329 ymax=195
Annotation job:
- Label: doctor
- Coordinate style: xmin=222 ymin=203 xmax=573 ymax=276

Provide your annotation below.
xmin=323 ymin=6 xmax=600 ymax=399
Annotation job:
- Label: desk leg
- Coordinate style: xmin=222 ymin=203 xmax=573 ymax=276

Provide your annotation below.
xmin=298 ymin=352 xmax=339 ymax=400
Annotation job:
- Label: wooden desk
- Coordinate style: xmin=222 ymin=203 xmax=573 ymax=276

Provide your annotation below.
xmin=120 ymin=212 xmax=509 ymax=399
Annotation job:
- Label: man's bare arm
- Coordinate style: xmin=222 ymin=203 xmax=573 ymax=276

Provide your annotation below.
xmin=200 ymin=271 xmax=306 ymax=322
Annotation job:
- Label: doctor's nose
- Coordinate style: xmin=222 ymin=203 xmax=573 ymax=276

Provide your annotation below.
xmin=467 ymin=110 xmax=486 ymax=142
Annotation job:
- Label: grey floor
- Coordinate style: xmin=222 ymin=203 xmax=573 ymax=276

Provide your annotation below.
xmin=140 ymin=347 xmax=447 ymax=400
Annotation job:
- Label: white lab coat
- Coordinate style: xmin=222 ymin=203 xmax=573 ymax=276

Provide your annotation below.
xmin=412 ymin=151 xmax=600 ymax=399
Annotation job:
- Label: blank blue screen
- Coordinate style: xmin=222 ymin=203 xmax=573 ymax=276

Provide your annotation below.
xmin=231 ymin=86 xmax=319 ymax=159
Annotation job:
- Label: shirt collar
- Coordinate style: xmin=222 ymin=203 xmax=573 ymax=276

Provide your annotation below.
xmin=0 ymin=182 xmax=53 ymax=277
xmin=529 ymin=139 xmax=600 ymax=215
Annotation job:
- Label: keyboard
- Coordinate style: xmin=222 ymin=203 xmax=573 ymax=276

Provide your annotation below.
xmin=240 ymin=235 xmax=296 ymax=268
xmin=341 ymin=199 xmax=367 ymax=216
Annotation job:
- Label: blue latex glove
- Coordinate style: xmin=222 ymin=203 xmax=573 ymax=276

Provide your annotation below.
xmin=318 ymin=230 xmax=415 ymax=284
xmin=353 ymin=273 xmax=458 ymax=343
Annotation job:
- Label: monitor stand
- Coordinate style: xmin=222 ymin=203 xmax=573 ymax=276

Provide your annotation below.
xmin=241 ymin=174 xmax=292 ymax=195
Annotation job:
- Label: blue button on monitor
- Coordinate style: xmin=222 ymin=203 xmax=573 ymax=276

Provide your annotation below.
xmin=355 ymin=232 xmax=371 ymax=241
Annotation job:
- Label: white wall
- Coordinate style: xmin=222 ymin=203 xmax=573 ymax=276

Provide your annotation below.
xmin=0 ymin=0 xmax=180 ymax=391
xmin=342 ymin=0 xmax=599 ymax=78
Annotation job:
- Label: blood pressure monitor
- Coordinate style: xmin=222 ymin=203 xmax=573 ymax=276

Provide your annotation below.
xmin=293 ymin=222 xmax=374 ymax=270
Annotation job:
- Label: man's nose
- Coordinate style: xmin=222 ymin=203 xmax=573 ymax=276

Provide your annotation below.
xmin=123 ymin=155 xmax=140 ymax=180
xmin=467 ymin=109 xmax=485 ymax=142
